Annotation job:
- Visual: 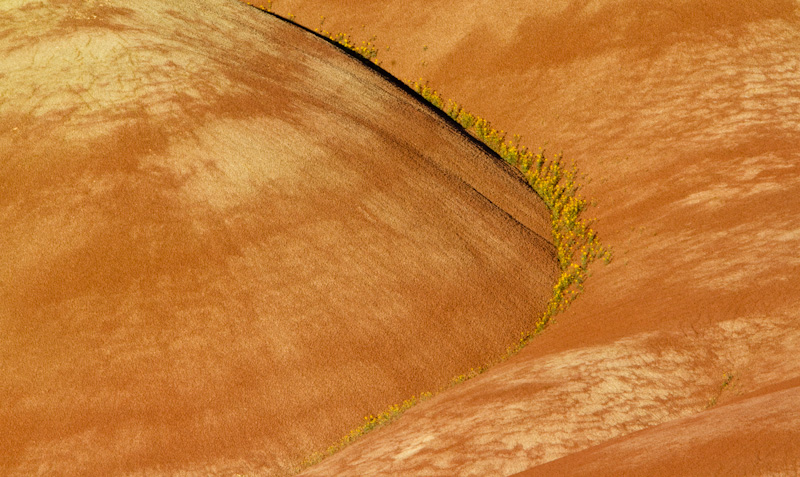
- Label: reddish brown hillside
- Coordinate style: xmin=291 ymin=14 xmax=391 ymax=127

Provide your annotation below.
xmin=0 ymin=1 xmax=557 ymax=475
xmin=517 ymin=380 xmax=800 ymax=476
xmin=280 ymin=1 xmax=800 ymax=475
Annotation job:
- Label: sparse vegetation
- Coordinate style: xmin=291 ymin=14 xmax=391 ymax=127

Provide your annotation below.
xmin=408 ymin=80 xmax=611 ymax=355
xmin=317 ymin=30 xmax=380 ymax=63
xmin=242 ymin=2 xmax=611 ymax=472
xmin=246 ymin=3 xmax=380 ymax=63
xmin=297 ymin=392 xmax=433 ymax=471
xmin=707 ymin=372 xmax=736 ymax=408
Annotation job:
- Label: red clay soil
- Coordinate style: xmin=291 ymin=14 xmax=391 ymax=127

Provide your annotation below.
xmin=516 ymin=380 xmax=800 ymax=476
xmin=275 ymin=1 xmax=800 ymax=475
xmin=0 ymin=1 xmax=558 ymax=475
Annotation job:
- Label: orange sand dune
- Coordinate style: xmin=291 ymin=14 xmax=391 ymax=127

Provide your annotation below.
xmin=0 ymin=1 xmax=557 ymax=475
xmin=279 ymin=0 xmax=800 ymax=475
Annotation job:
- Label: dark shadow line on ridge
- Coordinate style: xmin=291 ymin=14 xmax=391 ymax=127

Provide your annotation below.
xmin=243 ymin=4 xmax=555 ymax=247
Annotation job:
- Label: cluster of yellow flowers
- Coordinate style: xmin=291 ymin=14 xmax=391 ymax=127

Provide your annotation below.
xmin=245 ymin=2 xmax=380 ymax=63
xmin=244 ymin=1 xmax=272 ymax=12
xmin=317 ymin=31 xmax=380 ymax=63
xmin=408 ymin=80 xmax=611 ymax=339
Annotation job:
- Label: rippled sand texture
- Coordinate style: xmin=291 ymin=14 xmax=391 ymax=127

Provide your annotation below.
xmin=0 ymin=2 xmax=558 ymax=475
xmin=277 ymin=1 xmax=800 ymax=475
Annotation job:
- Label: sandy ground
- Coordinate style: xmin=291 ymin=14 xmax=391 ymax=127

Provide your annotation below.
xmin=0 ymin=2 xmax=558 ymax=475
xmin=518 ymin=380 xmax=800 ymax=476
xmin=273 ymin=0 xmax=800 ymax=475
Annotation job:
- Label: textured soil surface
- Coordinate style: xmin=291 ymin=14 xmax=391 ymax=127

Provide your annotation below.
xmin=274 ymin=1 xmax=800 ymax=475
xmin=4 ymin=0 xmax=800 ymax=475
xmin=0 ymin=2 xmax=558 ymax=475
xmin=519 ymin=380 xmax=800 ymax=476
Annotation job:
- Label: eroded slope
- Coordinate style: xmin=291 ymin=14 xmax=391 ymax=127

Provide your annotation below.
xmin=0 ymin=1 xmax=557 ymax=475
xmin=280 ymin=1 xmax=800 ymax=475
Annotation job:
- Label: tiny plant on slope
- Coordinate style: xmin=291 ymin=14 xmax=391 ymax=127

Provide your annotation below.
xmin=707 ymin=372 xmax=736 ymax=408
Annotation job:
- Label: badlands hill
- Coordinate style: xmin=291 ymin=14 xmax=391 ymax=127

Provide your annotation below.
xmin=276 ymin=0 xmax=800 ymax=476
xmin=0 ymin=1 xmax=558 ymax=475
